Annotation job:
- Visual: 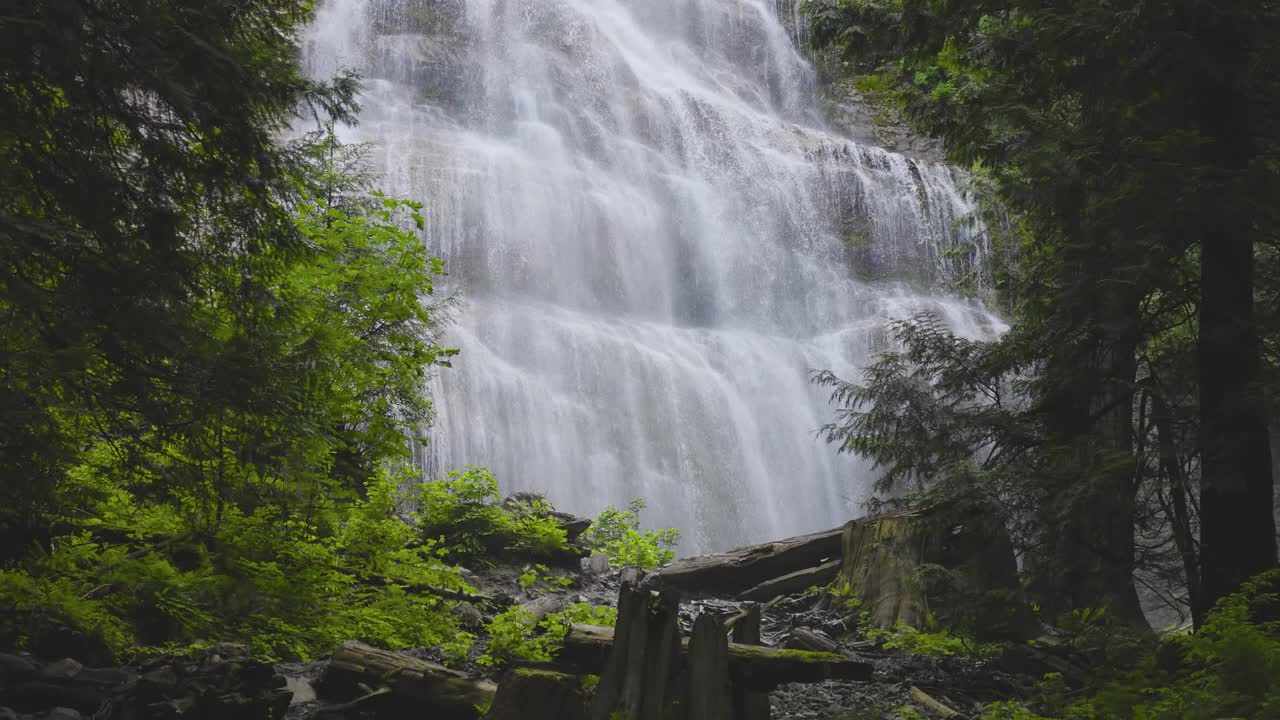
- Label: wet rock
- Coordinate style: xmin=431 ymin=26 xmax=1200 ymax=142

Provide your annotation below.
xmin=584 ymin=552 xmax=610 ymax=575
xmin=39 ymin=659 xmax=82 ymax=681
xmin=0 ymin=653 xmax=36 ymax=677
xmin=453 ymin=601 xmax=485 ymax=628
xmin=41 ymin=708 xmax=80 ymax=720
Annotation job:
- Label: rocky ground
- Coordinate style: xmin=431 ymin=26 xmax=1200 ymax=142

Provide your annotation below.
xmin=1 ymin=504 xmax=1045 ymax=720
xmin=0 ymin=557 xmax=1031 ymax=720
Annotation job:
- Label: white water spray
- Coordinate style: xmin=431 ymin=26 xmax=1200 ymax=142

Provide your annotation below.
xmin=303 ymin=0 xmax=1005 ymax=551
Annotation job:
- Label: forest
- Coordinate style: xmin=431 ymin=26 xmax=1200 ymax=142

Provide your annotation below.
xmin=1 ymin=1 xmax=1278 ymax=719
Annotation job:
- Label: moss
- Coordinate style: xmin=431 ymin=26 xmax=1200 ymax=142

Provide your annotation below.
xmin=512 ymin=667 xmax=576 ymax=681
xmin=730 ymin=645 xmax=845 ymax=663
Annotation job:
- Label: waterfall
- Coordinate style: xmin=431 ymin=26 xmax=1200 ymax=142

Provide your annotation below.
xmin=303 ymin=0 xmax=1006 ymax=552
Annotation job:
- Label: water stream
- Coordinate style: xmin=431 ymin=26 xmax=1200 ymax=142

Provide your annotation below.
xmin=303 ymin=0 xmax=1006 ymax=552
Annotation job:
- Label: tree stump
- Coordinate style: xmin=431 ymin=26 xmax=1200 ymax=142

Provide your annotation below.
xmin=485 ymin=668 xmax=587 ymax=720
xmin=836 ymin=510 xmax=934 ymax=629
xmin=685 ymin=614 xmax=730 ymax=720
xmin=729 ymin=604 xmax=770 ymax=720
xmin=587 ymin=582 xmax=683 ymax=720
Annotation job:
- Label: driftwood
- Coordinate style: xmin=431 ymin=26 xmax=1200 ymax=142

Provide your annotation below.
xmin=737 ymin=559 xmax=841 ymax=602
xmin=318 ymin=641 xmax=496 ymax=720
xmin=487 ymin=668 xmax=587 ymax=720
xmin=651 ymin=527 xmax=843 ymax=595
xmin=561 ymin=624 xmax=872 ymax=690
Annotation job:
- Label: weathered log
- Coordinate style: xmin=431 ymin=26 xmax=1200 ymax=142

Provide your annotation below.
xmin=561 ymin=624 xmax=872 ymax=691
xmin=588 ymin=583 xmax=682 ymax=720
xmin=686 ymin=615 xmax=730 ymax=720
xmin=783 ymin=628 xmax=840 ymax=654
xmin=651 ymin=527 xmax=843 ymax=596
xmin=319 ymin=641 xmax=496 ymax=720
xmin=737 ymin=559 xmax=841 ymax=602
xmin=486 ymin=668 xmax=587 ymax=720
xmin=729 ymin=605 xmax=770 ymax=720
xmin=910 ymin=686 xmax=961 ymax=718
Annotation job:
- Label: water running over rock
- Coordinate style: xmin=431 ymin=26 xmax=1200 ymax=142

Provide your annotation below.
xmin=303 ymin=0 xmax=1006 ymax=552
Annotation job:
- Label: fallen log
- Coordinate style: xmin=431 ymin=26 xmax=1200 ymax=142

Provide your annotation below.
xmin=737 ymin=559 xmax=841 ymax=602
xmin=651 ymin=527 xmax=843 ymax=596
xmin=910 ymin=686 xmax=961 ymax=718
xmin=318 ymin=641 xmax=496 ymax=720
xmin=560 ymin=624 xmax=872 ymax=691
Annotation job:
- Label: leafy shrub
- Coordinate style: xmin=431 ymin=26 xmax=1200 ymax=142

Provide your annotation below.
xmin=0 ymin=470 xmax=471 ymax=661
xmin=580 ymin=499 xmax=679 ymax=569
xmin=518 ymin=564 xmax=573 ymax=592
xmin=867 ymin=615 xmax=1002 ymax=658
xmin=478 ymin=603 xmax=617 ymax=666
xmin=414 ymin=468 xmax=567 ymax=561
xmin=506 ymin=497 xmax=569 ymax=557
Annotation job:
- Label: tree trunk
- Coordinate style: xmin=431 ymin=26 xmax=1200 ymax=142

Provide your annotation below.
xmin=1195 ymin=6 xmax=1277 ymax=617
xmin=1150 ymin=386 xmax=1202 ymax=627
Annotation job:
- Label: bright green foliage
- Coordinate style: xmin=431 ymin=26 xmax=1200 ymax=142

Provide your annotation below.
xmin=980 ymin=703 xmax=1052 ymax=720
xmin=413 ymin=469 xmax=568 ymax=561
xmin=0 ymin=124 xmax=471 ymax=660
xmin=477 ymin=603 xmax=617 ymax=667
xmin=580 ymin=499 xmax=680 ymax=569
xmin=441 ymin=630 xmax=477 ymax=667
xmin=867 ymin=617 xmax=1001 ymax=658
xmin=0 ymin=471 xmax=470 ymax=661
xmin=518 ymin=564 xmax=573 ymax=592
xmin=416 ymin=468 xmax=518 ymax=560
xmin=892 ymin=706 xmax=924 ymax=720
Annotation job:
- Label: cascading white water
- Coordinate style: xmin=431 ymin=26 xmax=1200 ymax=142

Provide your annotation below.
xmin=303 ymin=0 xmax=1006 ymax=552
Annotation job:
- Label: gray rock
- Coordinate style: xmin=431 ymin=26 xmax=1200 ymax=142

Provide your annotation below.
xmin=285 ymin=675 xmax=315 ymax=705
xmin=39 ymin=658 xmax=83 ymax=680
xmin=620 ymin=566 xmax=646 ymax=586
xmin=587 ymin=552 xmax=610 ymax=575
xmin=42 ymin=708 xmax=81 ymax=720
xmin=0 ymin=652 xmax=37 ymax=676
xmin=0 ymin=706 xmax=18 ymax=720
xmin=75 ymin=666 xmax=136 ymax=687
xmin=452 ymin=601 xmax=485 ymax=628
